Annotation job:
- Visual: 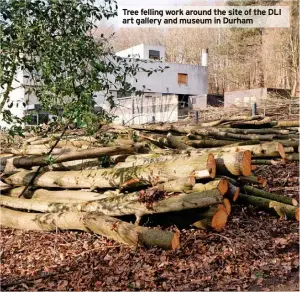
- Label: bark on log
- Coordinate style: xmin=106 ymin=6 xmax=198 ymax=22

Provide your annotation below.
xmin=190 ymin=179 xmax=228 ymax=196
xmin=215 ymin=150 xmax=252 ymax=176
xmin=7 ymin=145 xmax=67 ymax=156
xmin=48 ymin=159 xmax=100 ymax=171
xmin=166 ymin=134 xmax=192 ymax=150
xmin=6 ymin=187 xmax=121 ymax=202
xmin=11 ymin=145 xmax=138 ymax=168
xmin=272 ymin=120 xmax=300 ymax=128
xmin=237 ymin=193 xmax=299 ymax=220
xmin=3 ymin=170 xmax=62 ymax=188
xmin=279 ymin=140 xmax=299 ymax=147
xmin=251 ymin=159 xmax=281 ymax=165
xmin=154 ymin=177 xmax=196 ymax=193
xmin=0 ymin=189 xmax=224 ymax=220
xmin=286 ymin=153 xmax=299 ymax=161
xmin=226 ymin=181 xmax=240 ymax=202
xmin=239 ymin=175 xmax=267 ymax=188
xmin=185 ymin=139 xmax=234 ymax=148
xmin=219 ymin=128 xmax=290 ymax=135
xmin=37 ymin=154 xmax=215 ymax=189
xmin=243 ymin=185 xmax=298 ymax=206
xmin=216 ymin=176 xmax=240 ymax=201
xmin=234 ymin=142 xmax=286 ymax=158
xmin=189 ymin=128 xmax=275 ymax=141
xmin=0 ymin=207 xmax=180 ymax=250
xmin=230 ymin=117 xmax=273 ymax=128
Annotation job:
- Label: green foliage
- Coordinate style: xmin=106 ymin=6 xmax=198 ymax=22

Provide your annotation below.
xmin=1 ymin=0 xmax=165 ymax=135
xmin=44 ymin=154 xmax=56 ymax=166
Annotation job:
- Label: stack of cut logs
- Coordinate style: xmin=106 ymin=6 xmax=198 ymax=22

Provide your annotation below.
xmin=0 ymin=115 xmax=299 ymax=250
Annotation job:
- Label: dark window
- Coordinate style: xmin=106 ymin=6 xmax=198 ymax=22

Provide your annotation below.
xmin=178 ymin=73 xmax=188 ymax=85
xmin=149 ymin=50 xmax=160 ymax=60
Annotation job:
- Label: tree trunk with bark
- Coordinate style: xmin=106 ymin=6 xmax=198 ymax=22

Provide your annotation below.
xmin=10 ymin=145 xmax=138 ymax=168
xmin=0 ymin=189 xmax=224 ymax=221
xmin=0 ymin=207 xmax=180 ymax=250
xmin=243 ymin=185 xmax=298 ymax=206
xmin=237 ymin=193 xmax=299 ymax=220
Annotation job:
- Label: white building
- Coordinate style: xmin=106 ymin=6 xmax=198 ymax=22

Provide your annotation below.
xmin=0 ymin=44 xmax=208 ymax=127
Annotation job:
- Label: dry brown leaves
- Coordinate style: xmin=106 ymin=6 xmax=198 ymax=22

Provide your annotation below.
xmin=0 ymin=163 xmax=299 ymax=291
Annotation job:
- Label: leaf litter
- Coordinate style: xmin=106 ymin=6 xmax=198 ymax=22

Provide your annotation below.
xmin=0 ymin=163 xmax=299 ymax=291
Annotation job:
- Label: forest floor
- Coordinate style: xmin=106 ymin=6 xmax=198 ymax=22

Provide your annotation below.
xmin=0 ymin=163 xmax=299 ymax=291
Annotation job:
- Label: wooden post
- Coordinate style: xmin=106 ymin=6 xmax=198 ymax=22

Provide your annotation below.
xmin=194 ymin=110 xmax=199 ymax=123
xmin=251 ymin=102 xmax=257 ymax=116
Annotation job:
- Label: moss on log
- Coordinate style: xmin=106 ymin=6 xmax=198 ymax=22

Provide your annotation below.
xmin=237 ymin=193 xmax=299 ymax=220
xmin=243 ymin=185 xmax=298 ymax=206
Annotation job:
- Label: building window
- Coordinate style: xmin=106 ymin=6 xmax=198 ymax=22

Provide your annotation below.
xmin=178 ymin=73 xmax=188 ymax=85
xmin=149 ymin=50 xmax=160 ymax=60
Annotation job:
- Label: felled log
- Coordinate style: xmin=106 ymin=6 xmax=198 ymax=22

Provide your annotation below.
xmin=6 ymin=187 xmax=121 ymax=202
xmin=219 ymin=128 xmax=290 ymax=135
xmin=10 ymin=144 xmax=138 ymax=168
xmin=230 ymin=117 xmax=272 ymax=128
xmin=279 ymin=140 xmax=299 ymax=147
xmin=234 ymin=142 xmax=286 ymax=158
xmin=251 ymin=159 xmax=281 ymax=165
xmin=118 ymin=150 xmax=251 ymax=177
xmin=0 ymin=207 xmax=180 ymax=250
xmin=166 ymin=134 xmax=192 ymax=150
xmin=190 ymin=179 xmax=228 ymax=196
xmin=33 ymin=154 xmax=215 ymax=189
xmin=243 ymin=185 xmax=298 ymax=206
xmin=154 ymin=177 xmax=196 ymax=193
xmin=185 ymin=139 xmax=234 ymax=148
xmin=5 ymin=145 xmax=65 ymax=156
xmin=286 ymin=153 xmax=299 ymax=161
xmin=239 ymin=175 xmax=267 ymax=188
xmin=193 ymin=204 xmax=228 ymax=231
xmin=135 ymin=131 xmax=192 ymax=150
xmin=237 ymin=193 xmax=299 ymax=221
xmin=3 ymin=170 xmax=62 ymax=188
xmin=272 ymin=120 xmax=300 ymax=127
xmin=214 ymin=150 xmax=252 ymax=176
xmin=0 ymin=189 xmax=224 ymax=221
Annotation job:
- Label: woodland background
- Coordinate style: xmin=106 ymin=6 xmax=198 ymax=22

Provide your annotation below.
xmin=97 ymin=0 xmax=299 ymax=97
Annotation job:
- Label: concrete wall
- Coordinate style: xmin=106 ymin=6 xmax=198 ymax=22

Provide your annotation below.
xmin=103 ymin=94 xmax=178 ymax=125
xmin=116 ymin=44 xmax=165 ymax=61
xmin=224 ymin=88 xmax=267 ymax=107
xmin=127 ymin=61 xmax=208 ymax=96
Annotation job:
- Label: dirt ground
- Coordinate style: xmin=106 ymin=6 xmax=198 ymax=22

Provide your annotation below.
xmin=0 ymin=162 xmax=299 ymax=291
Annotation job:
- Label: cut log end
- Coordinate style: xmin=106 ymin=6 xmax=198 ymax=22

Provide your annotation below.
xmin=217 ymin=179 xmax=229 ymax=196
xmin=232 ymin=186 xmax=240 ymax=202
xmin=211 ymin=208 xmax=228 ymax=231
xmin=277 ymin=143 xmax=286 ymax=159
xmin=241 ymin=150 xmax=252 ymax=176
xmin=295 ymin=208 xmax=300 ymax=221
xmin=223 ymin=198 xmax=231 ymax=215
xmin=292 ymin=198 xmax=298 ymax=207
xmin=206 ymin=153 xmax=216 ymax=178
xmin=171 ymin=232 xmax=180 ymax=250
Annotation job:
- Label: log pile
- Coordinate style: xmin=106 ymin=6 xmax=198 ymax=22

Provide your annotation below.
xmin=0 ymin=116 xmax=299 ymax=250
